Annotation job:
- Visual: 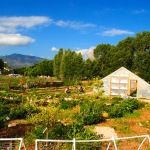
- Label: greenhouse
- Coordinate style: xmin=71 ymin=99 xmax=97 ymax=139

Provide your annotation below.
xmin=102 ymin=67 xmax=150 ymax=98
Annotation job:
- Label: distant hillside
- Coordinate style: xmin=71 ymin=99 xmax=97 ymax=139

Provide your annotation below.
xmin=0 ymin=53 xmax=44 ymax=68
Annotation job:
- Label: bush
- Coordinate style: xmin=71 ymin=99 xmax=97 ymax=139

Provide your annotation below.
xmin=111 ymin=97 xmax=123 ymax=104
xmin=107 ymin=105 xmax=123 ymax=118
xmin=0 ymin=104 xmax=10 ymax=128
xmin=65 ymin=122 xmax=101 ymax=149
xmin=75 ymin=100 xmax=105 ymax=125
xmin=0 ymin=104 xmax=10 ymax=116
xmin=0 ymin=116 xmax=7 ymax=128
xmin=107 ymin=99 xmax=141 ymax=118
xmin=9 ymin=105 xmax=27 ymax=119
xmin=59 ymin=99 xmax=79 ymax=110
xmin=9 ymin=104 xmax=40 ymax=119
xmin=66 ymin=122 xmax=97 ymax=140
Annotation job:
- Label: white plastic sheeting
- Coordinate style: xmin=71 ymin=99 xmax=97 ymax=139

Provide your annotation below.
xmin=102 ymin=67 xmax=150 ymax=98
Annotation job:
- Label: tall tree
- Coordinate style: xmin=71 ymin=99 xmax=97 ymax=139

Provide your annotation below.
xmin=59 ymin=49 xmax=73 ymax=81
xmin=72 ymin=52 xmax=84 ymax=80
xmin=93 ymin=44 xmax=112 ymax=77
xmin=36 ymin=59 xmax=53 ymax=76
xmin=59 ymin=49 xmax=84 ymax=81
xmin=114 ymin=37 xmax=135 ymax=69
xmin=83 ymin=58 xmax=94 ymax=79
xmin=53 ymin=49 xmax=63 ymax=79
xmin=53 ymin=49 xmax=84 ymax=82
xmin=133 ymin=32 xmax=150 ymax=81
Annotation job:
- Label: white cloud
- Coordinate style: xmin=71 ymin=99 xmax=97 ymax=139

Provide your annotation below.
xmin=55 ymin=20 xmax=96 ymax=30
xmin=101 ymin=28 xmax=134 ymax=36
xmin=0 ymin=33 xmax=35 ymax=46
xmin=0 ymin=16 xmax=50 ymax=47
xmin=51 ymin=47 xmax=58 ymax=51
xmin=76 ymin=46 xmax=95 ymax=59
xmin=0 ymin=16 xmax=51 ymax=33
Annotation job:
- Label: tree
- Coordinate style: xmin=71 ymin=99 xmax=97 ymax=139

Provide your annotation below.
xmin=72 ymin=52 xmax=84 ymax=80
xmin=59 ymin=49 xmax=73 ymax=81
xmin=93 ymin=44 xmax=112 ymax=77
xmin=53 ymin=49 xmax=84 ymax=82
xmin=28 ymin=107 xmax=60 ymax=140
xmin=53 ymin=49 xmax=64 ymax=79
xmin=133 ymin=32 xmax=150 ymax=81
xmin=36 ymin=59 xmax=53 ymax=76
xmin=0 ymin=59 xmax=4 ymax=72
xmin=83 ymin=59 xmax=94 ymax=79
xmin=114 ymin=37 xmax=135 ymax=69
xmin=91 ymin=60 xmax=101 ymax=77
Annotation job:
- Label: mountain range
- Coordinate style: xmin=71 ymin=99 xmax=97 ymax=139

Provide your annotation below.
xmin=0 ymin=53 xmax=44 ymax=68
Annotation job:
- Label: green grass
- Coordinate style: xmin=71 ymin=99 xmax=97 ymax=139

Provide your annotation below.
xmin=124 ymin=111 xmax=141 ymax=118
xmin=139 ymin=121 xmax=150 ymax=128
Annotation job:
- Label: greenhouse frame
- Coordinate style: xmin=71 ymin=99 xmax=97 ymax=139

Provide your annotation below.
xmin=102 ymin=67 xmax=150 ymax=98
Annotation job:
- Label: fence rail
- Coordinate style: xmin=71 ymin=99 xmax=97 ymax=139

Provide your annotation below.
xmin=35 ymin=134 xmax=150 ymax=150
xmin=0 ymin=135 xmax=149 ymax=150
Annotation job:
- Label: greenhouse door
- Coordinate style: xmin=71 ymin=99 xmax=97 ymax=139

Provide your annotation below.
xmin=130 ymin=80 xmax=137 ymax=97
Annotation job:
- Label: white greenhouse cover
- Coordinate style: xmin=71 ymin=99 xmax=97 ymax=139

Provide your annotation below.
xmin=102 ymin=67 xmax=150 ymax=98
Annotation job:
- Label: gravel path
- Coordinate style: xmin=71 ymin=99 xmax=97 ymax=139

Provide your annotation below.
xmin=94 ymin=126 xmax=118 ymax=139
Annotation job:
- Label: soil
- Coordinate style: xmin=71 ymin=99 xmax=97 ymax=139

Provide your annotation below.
xmin=97 ymin=104 xmax=150 ymax=137
xmin=0 ymin=124 xmax=32 ymax=138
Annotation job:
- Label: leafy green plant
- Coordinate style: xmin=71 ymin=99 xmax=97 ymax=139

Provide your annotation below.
xmin=93 ymin=78 xmax=104 ymax=98
xmin=9 ymin=104 xmax=39 ymax=119
xmin=107 ymin=99 xmax=143 ymax=118
xmin=0 ymin=116 xmax=7 ymax=128
xmin=111 ymin=97 xmax=123 ymax=104
xmin=59 ymin=99 xmax=79 ymax=110
xmin=107 ymin=105 xmax=123 ymax=118
xmin=66 ymin=122 xmax=97 ymax=140
xmin=75 ymin=100 xmax=105 ymax=125
xmin=0 ymin=103 xmax=10 ymax=116
xmin=124 ymin=111 xmax=140 ymax=118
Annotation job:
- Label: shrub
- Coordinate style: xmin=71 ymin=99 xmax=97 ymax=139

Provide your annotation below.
xmin=59 ymin=99 xmax=79 ymax=110
xmin=9 ymin=104 xmax=39 ymax=119
xmin=66 ymin=122 xmax=97 ymax=140
xmin=107 ymin=105 xmax=123 ymax=118
xmin=9 ymin=105 xmax=27 ymax=119
xmin=107 ymin=99 xmax=142 ymax=118
xmin=75 ymin=100 xmax=105 ymax=125
xmin=111 ymin=97 xmax=123 ymax=104
xmin=0 ymin=104 xmax=10 ymax=128
xmin=0 ymin=116 xmax=7 ymax=128
xmin=65 ymin=122 xmax=101 ymax=149
xmin=0 ymin=104 xmax=9 ymax=116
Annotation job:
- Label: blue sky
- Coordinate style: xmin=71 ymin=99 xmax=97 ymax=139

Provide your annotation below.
xmin=0 ymin=0 xmax=150 ymax=59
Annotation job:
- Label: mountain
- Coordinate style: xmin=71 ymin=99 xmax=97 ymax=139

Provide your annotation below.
xmin=0 ymin=53 xmax=44 ymax=68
